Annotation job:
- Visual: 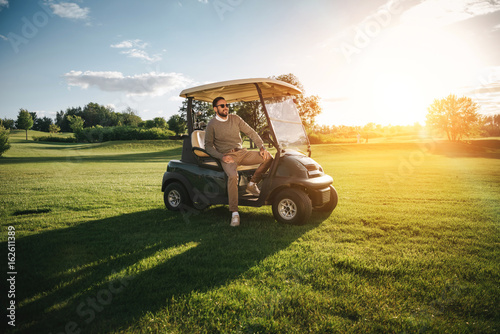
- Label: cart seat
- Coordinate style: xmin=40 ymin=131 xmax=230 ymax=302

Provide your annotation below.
xmin=192 ymin=130 xmax=210 ymax=157
xmin=191 ymin=130 xmax=260 ymax=171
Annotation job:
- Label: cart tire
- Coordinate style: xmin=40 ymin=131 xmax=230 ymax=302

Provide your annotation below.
xmin=164 ymin=182 xmax=191 ymax=211
xmin=272 ymin=188 xmax=312 ymax=225
xmin=315 ymin=185 xmax=338 ymax=214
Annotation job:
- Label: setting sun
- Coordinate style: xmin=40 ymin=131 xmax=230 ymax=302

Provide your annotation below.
xmin=372 ymin=72 xmax=424 ymax=125
xmin=316 ymin=19 xmax=485 ymax=126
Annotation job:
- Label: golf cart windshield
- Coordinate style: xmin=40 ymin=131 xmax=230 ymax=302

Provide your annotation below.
xmin=264 ymin=97 xmax=310 ymax=154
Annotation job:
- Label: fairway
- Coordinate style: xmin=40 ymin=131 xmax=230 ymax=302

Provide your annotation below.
xmin=1 ymin=133 xmax=499 ymax=333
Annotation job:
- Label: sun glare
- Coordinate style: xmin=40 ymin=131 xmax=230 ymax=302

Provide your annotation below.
xmin=320 ymin=23 xmax=484 ymax=126
xmin=372 ymin=73 xmax=424 ymax=125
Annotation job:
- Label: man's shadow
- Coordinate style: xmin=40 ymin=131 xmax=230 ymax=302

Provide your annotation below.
xmin=2 ymin=207 xmax=317 ymax=333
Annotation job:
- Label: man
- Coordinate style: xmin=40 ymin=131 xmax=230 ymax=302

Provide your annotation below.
xmin=205 ymin=96 xmax=273 ymax=227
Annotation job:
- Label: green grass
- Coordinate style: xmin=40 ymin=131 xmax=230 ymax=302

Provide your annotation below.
xmin=0 ymin=134 xmax=499 ymax=333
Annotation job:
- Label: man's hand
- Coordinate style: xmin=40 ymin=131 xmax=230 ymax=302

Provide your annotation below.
xmin=260 ymin=147 xmax=271 ymax=159
xmin=222 ymin=155 xmax=235 ymax=164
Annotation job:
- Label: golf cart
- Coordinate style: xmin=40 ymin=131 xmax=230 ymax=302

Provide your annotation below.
xmin=162 ymin=78 xmax=337 ymax=224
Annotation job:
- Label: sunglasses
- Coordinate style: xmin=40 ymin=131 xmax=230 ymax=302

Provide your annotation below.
xmin=216 ymin=104 xmax=229 ymax=108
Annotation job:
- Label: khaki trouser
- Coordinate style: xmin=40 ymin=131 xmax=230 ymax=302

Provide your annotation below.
xmin=221 ymin=148 xmax=273 ymax=212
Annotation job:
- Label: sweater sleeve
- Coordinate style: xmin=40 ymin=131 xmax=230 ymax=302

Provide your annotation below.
xmin=236 ymin=116 xmax=264 ymax=149
xmin=204 ymin=121 xmax=224 ymax=159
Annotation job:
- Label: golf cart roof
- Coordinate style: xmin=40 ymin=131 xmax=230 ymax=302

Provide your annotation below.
xmin=179 ymin=78 xmax=302 ymax=103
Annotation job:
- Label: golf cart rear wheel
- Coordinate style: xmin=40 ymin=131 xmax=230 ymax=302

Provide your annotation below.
xmin=272 ymin=188 xmax=312 ymax=225
xmin=164 ymin=182 xmax=191 ymax=211
xmin=316 ymin=185 xmax=338 ymax=213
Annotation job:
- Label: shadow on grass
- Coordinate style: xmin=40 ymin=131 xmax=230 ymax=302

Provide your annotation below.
xmin=1 ymin=207 xmax=317 ymax=333
xmin=431 ymin=140 xmax=500 ymax=159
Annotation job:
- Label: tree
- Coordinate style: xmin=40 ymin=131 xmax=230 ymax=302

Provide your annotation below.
xmin=167 ymin=114 xmax=187 ymax=136
xmin=16 ymin=109 xmax=33 ymax=140
xmin=153 ymin=117 xmax=168 ymax=129
xmin=120 ymin=107 xmax=142 ymax=126
xmin=270 ymin=73 xmax=322 ymax=129
xmin=1 ymin=118 xmax=15 ymax=130
xmin=232 ymin=100 xmax=265 ymax=148
xmin=49 ymin=124 xmax=60 ymax=133
xmin=426 ymin=94 xmax=481 ymax=141
xmin=81 ymin=103 xmax=120 ymax=127
xmin=67 ymin=115 xmax=85 ymax=134
xmin=34 ymin=116 xmax=54 ymax=132
xmin=481 ymin=114 xmax=500 ymax=137
xmin=178 ymin=99 xmax=213 ymax=126
xmin=144 ymin=120 xmax=156 ymax=129
xmin=29 ymin=112 xmax=38 ymax=127
xmin=362 ymin=122 xmax=376 ymax=143
xmin=82 ymin=103 xmax=103 ymax=127
xmin=0 ymin=125 xmax=11 ymax=157
xmin=56 ymin=107 xmax=82 ymax=132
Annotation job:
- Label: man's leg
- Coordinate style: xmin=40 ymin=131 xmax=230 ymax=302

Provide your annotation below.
xmin=239 ymin=150 xmax=273 ymax=183
xmin=221 ymin=158 xmax=239 ymax=212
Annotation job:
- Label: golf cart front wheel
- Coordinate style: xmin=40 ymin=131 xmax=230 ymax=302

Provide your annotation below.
xmin=164 ymin=182 xmax=191 ymax=211
xmin=272 ymin=188 xmax=312 ymax=225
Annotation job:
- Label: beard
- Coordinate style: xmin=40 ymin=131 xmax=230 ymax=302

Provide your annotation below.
xmin=217 ymin=109 xmax=228 ymax=118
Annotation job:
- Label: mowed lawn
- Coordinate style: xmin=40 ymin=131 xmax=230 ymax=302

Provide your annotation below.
xmin=0 ymin=131 xmax=499 ymax=333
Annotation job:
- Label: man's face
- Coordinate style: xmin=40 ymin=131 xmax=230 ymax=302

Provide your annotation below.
xmin=215 ymin=99 xmax=229 ymax=118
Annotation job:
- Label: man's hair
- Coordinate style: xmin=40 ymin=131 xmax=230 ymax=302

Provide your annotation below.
xmin=212 ymin=96 xmax=225 ymax=108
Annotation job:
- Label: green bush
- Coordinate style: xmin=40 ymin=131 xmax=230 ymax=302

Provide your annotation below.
xmin=0 ymin=125 xmax=11 ymax=156
xmin=308 ymin=132 xmax=324 ymax=145
xmin=32 ymin=136 xmax=77 ymax=143
xmin=75 ymin=126 xmax=175 ymax=143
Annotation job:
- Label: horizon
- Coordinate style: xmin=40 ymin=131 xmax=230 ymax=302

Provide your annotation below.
xmin=1 ymin=0 xmax=499 ymax=127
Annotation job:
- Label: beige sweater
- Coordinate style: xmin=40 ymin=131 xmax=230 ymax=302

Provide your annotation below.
xmin=204 ymin=114 xmax=264 ymax=159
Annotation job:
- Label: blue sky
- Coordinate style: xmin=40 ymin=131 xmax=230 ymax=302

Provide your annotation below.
xmin=1 ymin=0 xmax=499 ymax=126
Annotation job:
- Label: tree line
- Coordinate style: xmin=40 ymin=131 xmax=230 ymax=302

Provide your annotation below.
xmin=1 ymin=75 xmax=499 ymax=155
xmin=0 ymin=103 xmax=190 ymax=138
xmin=1 ymin=103 xmax=165 ymax=133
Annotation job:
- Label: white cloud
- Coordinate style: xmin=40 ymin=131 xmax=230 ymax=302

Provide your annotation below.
xmin=32 ymin=110 xmax=57 ymax=119
xmin=110 ymin=39 xmax=161 ymax=63
xmin=0 ymin=34 xmax=8 ymax=41
xmin=111 ymin=39 xmax=148 ymax=49
xmin=111 ymin=41 xmax=134 ymax=49
xmin=0 ymin=0 xmax=8 ymax=11
xmin=460 ymin=66 xmax=500 ymax=115
xmin=401 ymin=0 xmax=500 ymax=27
xmin=120 ymin=49 xmax=162 ymax=63
xmin=48 ymin=1 xmax=90 ymax=20
xmin=63 ymin=70 xmax=191 ymax=96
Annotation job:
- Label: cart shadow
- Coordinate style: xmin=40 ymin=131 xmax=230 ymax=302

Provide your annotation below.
xmin=3 ymin=208 xmax=316 ymax=333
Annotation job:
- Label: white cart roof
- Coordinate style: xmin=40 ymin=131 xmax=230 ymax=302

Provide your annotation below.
xmin=179 ymin=78 xmax=302 ymax=103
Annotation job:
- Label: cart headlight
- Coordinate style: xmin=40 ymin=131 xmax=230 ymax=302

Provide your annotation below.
xmin=304 ymin=163 xmax=324 ymax=178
